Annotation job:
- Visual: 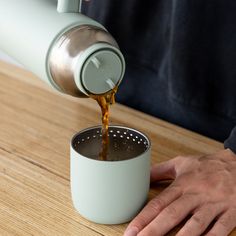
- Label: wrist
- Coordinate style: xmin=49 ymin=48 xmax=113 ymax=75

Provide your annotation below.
xmin=223 ymin=148 xmax=236 ymax=159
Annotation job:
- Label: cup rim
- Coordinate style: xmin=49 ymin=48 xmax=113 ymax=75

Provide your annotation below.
xmin=71 ymin=125 xmax=151 ymax=162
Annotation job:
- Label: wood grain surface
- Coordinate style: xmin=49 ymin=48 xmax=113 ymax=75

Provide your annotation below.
xmin=0 ymin=60 xmax=235 ymax=236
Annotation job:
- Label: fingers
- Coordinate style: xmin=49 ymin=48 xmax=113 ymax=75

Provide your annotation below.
xmin=138 ymin=194 xmax=200 ymax=236
xmin=124 ymin=185 xmax=182 ymax=236
xmin=151 ymin=158 xmax=179 ymax=182
xmin=176 ymin=203 xmax=224 ymax=236
xmin=206 ymin=208 xmax=236 ymax=236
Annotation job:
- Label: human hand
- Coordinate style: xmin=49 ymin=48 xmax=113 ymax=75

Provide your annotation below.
xmin=124 ymin=149 xmax=236 ymax=236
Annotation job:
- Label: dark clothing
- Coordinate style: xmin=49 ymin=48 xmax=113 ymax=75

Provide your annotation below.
xmin=225 ymin=128 xmax=236 ymax=154
xmin=82 ymin=0 xmax=236 ymax=152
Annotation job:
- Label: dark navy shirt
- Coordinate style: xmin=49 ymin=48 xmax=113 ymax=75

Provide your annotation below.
xmin=83 ymin=0 xmax=236 ymax=153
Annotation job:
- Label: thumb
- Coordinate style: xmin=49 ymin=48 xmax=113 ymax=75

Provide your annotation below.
xmin=151 ymin=159 xmax=177 ymax=182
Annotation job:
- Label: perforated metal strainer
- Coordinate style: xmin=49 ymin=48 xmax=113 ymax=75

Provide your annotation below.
xmin=72 ymin=125 xmax=150 ymax=161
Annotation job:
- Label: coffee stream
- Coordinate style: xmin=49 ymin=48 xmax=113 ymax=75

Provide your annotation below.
xmin=91 ymin=86 xmax=118 ymax=161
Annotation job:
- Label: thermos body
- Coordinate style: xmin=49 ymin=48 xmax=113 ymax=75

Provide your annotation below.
xmin=0 ymin=0 xmax=125 ymax=96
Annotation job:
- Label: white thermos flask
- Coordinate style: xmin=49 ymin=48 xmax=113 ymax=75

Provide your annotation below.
xmin=0 ymin=0 xmax=125 ymax=97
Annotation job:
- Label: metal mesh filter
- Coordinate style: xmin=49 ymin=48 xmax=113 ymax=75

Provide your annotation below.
xmin=72 ymin=126 xmax=150 ymax=161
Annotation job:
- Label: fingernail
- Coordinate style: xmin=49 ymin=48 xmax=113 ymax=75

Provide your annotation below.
xmin=124 ymin=227 xmax=139 ymax=236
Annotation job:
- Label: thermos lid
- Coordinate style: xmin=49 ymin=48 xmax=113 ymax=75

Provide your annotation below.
xmin=74 ymin=43 xmax=125 ymax=95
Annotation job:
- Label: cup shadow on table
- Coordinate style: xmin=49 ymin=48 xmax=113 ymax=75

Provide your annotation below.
xmin=149 ymin=181 xmax=215 ymax=236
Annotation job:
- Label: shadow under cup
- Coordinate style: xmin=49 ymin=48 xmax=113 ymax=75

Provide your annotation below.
xmin=70 ymin=125 xmax=151 ymax=224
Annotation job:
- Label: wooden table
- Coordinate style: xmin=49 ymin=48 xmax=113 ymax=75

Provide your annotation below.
xmin=0 ymin=60 xmax=235 ymax=236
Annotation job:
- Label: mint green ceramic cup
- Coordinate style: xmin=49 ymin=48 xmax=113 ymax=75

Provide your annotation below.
xmin=70 ymin=125 xmax=151 ymax=224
